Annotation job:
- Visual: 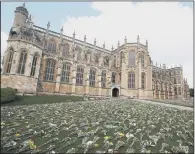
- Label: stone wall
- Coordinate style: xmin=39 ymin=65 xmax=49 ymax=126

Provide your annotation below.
xmin=1 ymin=74 xmax=38 ymax=93
xmin=59 ymin=83 xmax=72 ymax=94
xmin=89 ymin=87 xmax=98 ymax=96
xmin=41 ymin=82 xmax=56 ymax=93
xmin=75 ymin=85 xmax=85 ymax=95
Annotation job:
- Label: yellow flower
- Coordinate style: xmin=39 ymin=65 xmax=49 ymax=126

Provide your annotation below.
xmin=109 ymin=142 xmax=113 ymax=145
xmin=104 ymin=136 xmax=111 ymax=140
xmin=94 ymin=144 xmax=99 ymax=147
xmin=1 ymin=122 xmax=5 ymax=126
xmin=119 ymin=133 xmax=125 ymax=137
xmin=28 ymin=139 xmax=37 ymax=150
xmin=15 ymin=133 xmax=20 ymax=137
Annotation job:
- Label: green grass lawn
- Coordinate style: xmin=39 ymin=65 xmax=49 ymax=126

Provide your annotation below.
xmin=1 ymin=95 xmax=84 ymax=106
xmin=1 ymin=99 xmax=194 ymax=153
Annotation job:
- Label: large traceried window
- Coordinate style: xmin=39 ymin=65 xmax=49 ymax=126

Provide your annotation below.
xmin=128 ymin=72 xmax=135 ymax=89
xmin=111 ymin=72 xmax=116 ymax=84
xmin=45 ymin=59 xmax=55 ymax=81
xmin=30 ymin=54 xmax=38 ymax=76
xmin=141 ymin=72 xmax=145 ymax=89
xmin=18 ymin=50 xmax=27 ymax=74
xmin=128 ymin=51 xmax=136 ymax=66
xmin=6 ymin=49 xmax=14 ymax=73
xmin=141 ymin=53 xmax=144 ymax=68
xmin=48 ymin=41 xmax=56 ymax=52
xmin=89 ymin=68 xmax=96 ymax=87
xmin=76 ymin=66 xmax=84 ymax=85
xmin=61 ymin=63 xmax=71 ymax=83
xmin=101 ymin=70 xmax=106 ymax=88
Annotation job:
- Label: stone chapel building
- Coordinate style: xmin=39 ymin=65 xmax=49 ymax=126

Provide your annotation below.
xmin=1 ymin=4 xmax=190 ymax=100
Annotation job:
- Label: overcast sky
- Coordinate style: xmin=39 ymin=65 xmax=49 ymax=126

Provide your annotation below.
xmin=1 ymin=2 xmax=193 ymax=88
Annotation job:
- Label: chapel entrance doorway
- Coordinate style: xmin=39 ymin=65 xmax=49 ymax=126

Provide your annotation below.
xmin=112 ymin=88 xmax=119 ymax=97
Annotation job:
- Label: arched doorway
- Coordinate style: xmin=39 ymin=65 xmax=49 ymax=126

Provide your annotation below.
xmin=112 ymin=88 xmax=119 ymax=97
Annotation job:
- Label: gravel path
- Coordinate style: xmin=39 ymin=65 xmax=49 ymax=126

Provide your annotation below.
xmin=135 ymin=99 xmax=193 ymax=111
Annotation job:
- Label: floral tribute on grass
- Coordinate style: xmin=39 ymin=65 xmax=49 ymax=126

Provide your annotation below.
xmin=1 ymin=99 xmax=194 ymax=153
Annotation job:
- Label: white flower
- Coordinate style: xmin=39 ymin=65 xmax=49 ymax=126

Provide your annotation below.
xmin=86 ymin=141 xmax=93 ymax=146
xmin=49 ymin=122 xmax=57 ymax=127
xmin=126 ymin=133 xmax=134 ymax=138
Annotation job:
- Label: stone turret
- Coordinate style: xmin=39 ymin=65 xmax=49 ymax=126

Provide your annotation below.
xmin=13 ymin=3 xmax=29 ymax=29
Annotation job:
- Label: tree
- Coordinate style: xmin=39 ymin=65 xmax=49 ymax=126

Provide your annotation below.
xmin=189 ymin=88 xmax=194 ymax=97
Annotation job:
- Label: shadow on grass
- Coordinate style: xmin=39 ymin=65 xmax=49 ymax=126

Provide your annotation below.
xmin=1 ymin=95 xmax=84 ymax=106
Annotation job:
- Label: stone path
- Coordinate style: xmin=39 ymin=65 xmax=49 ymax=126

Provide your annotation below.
xmin=135 ymin=99 xmax=193 ymax=111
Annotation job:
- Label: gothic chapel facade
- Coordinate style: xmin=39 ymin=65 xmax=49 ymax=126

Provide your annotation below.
xmin=1 ymin=4 xmax=190 ymax=100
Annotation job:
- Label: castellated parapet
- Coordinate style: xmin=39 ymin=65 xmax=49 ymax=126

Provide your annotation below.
xmin=1 ymin=4 xmax=190 ymax=100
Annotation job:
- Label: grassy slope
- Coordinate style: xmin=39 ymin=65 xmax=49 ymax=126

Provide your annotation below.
xmin=1 ymin=96 xmax=84 ymax=106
